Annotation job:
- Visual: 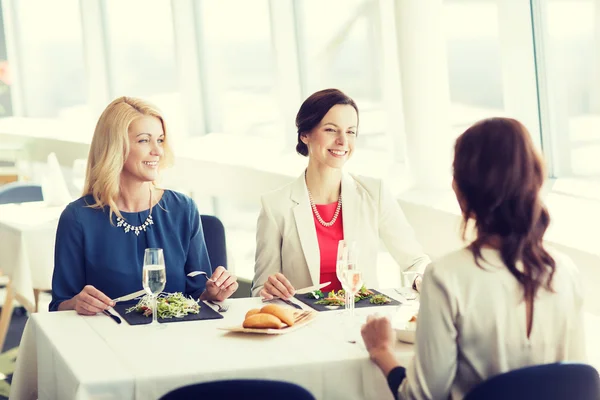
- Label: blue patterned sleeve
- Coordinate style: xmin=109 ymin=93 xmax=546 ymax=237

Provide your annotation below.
xmin=50 ymin=204 xmax=85 ymax=311
xmin=184 ymin=198 xmax=212 ymax=299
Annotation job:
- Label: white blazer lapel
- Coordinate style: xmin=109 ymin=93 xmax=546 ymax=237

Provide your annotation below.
xmin=341 ymin=172 xmax=359 ymax=245
xmin=291 ymin=173 xmax=320 ymax=285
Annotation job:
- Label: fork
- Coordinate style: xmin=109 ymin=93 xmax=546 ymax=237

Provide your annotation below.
xmin=208 ymin=300 xmax=229 ymax=312
xmin=187 ymin=271 xmax=216 ymax=283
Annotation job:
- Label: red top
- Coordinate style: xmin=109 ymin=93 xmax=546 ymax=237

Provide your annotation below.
xmin=312 ymin=202 xmax=344 ymax=293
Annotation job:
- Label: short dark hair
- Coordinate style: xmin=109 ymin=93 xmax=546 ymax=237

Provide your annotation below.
xmin=295 ymin=89 xmax=359 ymax=156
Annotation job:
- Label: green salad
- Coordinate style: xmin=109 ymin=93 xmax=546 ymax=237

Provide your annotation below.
xmin=125 ymin=292 xmax=200 ymax=319
xmin=369 ymin=294 xmax=392 ymax=304
xmin=310 ymin=286 xmax=392 ymax=306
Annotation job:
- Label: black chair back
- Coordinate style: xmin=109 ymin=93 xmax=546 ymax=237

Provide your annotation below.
xmin=160 ymin=379 xmax=316 ymax=400
xmin=200 ymin=214 xmax=227 ymax=270
xmin=0 ymin=182 xmax=43 ymax=204
xmin=464 ymin=362 xmax=600 ymax=400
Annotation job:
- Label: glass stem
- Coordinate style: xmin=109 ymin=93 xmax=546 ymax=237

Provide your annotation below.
xmin=345 ymin=290 xmax=351 ymax=313
xmin=152 ymin=295 xmax=158 ymax=324
xmin=350 ymin=293 xmax=355 ymax=317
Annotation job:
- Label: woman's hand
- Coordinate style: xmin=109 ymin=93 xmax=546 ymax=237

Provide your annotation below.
xmin=361 ymin=315 xmax=400 ymax=376
xmin=362 ymin=315 xmax=395 ymax=357
xmin=62 ymin=285 xmax=115 ymax=315
xmin=201 ymin=266 xmax=238 ymax=301
xmin=260 ymin=273 xmax=295 ymax=300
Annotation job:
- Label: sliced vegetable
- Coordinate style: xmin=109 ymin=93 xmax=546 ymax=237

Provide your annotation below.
xmin=125 ymin=292 xmax=200 ymax=319
xmin=369 ymin=294 xmax=391 ymax=304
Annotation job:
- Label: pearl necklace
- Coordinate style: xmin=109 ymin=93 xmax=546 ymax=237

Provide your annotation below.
xmin=306 ymin=183 xmax=342 ymax=228
xmin=116 ymin=187 xmax=155 ymax=236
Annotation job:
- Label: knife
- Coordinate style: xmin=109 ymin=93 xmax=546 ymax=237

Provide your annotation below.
xmin=261 ymin=297 xmax=304 ymax=310
xmin=113 ymin=289 xmax=146 ymax=303
xmin=295 ymin=282 xmax=332 ymax=295
xmin=103 ymin=309 xmax=122 ymax=324
xmin=280 ymin=298 xmax=303 ymax=310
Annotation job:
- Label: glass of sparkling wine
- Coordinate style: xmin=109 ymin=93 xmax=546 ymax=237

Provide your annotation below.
xmin=336 ymin=240 xmax=351 ymax=308
xmin=337 ymin=240 xmax=361 ymax=316
xmin=142 ymin=248 xmax=166 ymax=326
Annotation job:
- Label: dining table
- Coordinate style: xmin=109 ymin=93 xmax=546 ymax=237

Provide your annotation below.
xmin=10 ymin=289 xmax=419 ymax=400
xmin=0 ymin=202 xmax=64 ymax=350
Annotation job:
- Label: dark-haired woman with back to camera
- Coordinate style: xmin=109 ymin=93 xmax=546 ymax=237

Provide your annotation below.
xmin=252 ymin=88 xmax=430 ymax=299
xmin=361 ymin=118 xmax=586 ymax=399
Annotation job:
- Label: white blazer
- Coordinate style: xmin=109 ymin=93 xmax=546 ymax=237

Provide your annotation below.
xmin=252 ymin=171 xmax=430 ymax=296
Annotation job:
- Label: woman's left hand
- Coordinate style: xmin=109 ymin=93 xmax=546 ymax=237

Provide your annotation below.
xmin=202 ymin=266 xmax=238 ymax=301
xmin=361 ymin=315 xmax=395 ymax=358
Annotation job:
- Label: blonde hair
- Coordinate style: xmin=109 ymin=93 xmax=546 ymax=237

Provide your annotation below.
xmin=83 ymin=96 xmax=174 ymax=222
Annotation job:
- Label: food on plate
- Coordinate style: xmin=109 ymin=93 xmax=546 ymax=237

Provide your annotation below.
xmin=243 ymin=313 xmax=286 ymax=329
xmin=369 ymin=294 xmax=392 ymax=304
xmin=355 ymin=286 xmax=374 ymax=300
xmin=406 ymin=314 xmax=418 ymax=331
xmin=125 ymin=292 xmax=200 ymax=319
xmin=315 ymin=291 xmax=346 ymax=306
xmin=313 ymin=286 xmax=383 ymax=306
xmin=245 ymin=308 xmax=261 ymax=319
xmin=306 ymin=289 xmax=324 ymax=300
xmin=241 ymin=304 xmax=295 ymax=329
xmin=260 ymin=304 xmax=295 ymax=327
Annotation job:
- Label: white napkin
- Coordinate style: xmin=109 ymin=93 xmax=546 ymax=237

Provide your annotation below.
xmin=41 ymin=152 xmax=73 ymax=206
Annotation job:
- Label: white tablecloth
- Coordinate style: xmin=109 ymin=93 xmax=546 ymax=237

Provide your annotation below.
xmin=11 ymin=293 xmax=417 ymax=400
xmin=0 ymin=203 xmax=63 ymax=310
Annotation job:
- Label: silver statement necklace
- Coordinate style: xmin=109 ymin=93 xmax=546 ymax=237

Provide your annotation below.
xmin=116 ymin=187 xmax=154 ymax=236
xmin=305 ymin=171 xmax=342 ymax=228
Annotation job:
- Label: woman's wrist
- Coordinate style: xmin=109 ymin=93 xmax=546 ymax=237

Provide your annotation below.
xmin=369 ymin=347 xmax=400 ymax=377
xmin=57 ymin=298 xmax=75 ymax=311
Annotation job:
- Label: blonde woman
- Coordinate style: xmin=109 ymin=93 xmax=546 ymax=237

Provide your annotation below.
xmin=50 ymin=97 xmax=238 ymax=314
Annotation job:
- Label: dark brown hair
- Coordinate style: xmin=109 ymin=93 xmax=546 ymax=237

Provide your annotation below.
xmin=453 ymin=117 xmax=556 ymax=304
xmin=295 ymin=88 xmax=359 ymax=156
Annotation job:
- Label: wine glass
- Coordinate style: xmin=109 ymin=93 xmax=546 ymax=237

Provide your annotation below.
xmin=142 ymin=248 xmax=166 ymax=326
xmin=337 ymin=240 xmax=362 ymax=317
xmin=336 ymin=240 xmax=352 ymax=309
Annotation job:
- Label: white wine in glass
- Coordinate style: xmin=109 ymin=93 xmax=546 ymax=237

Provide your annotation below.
xmin=142 ymin=248 xmax=166 ymax=326
xmin=337 ymin=240 xmax=361 ymax=316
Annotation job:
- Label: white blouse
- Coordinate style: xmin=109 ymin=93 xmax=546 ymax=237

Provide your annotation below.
xmin=400 ymin=247 xmax=586 ymax=400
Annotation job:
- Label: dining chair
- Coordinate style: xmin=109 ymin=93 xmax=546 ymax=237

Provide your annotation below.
xmin=159 ymin=379 xmax=316 ymax=400
xmin=464 ymin=362 xmax=600 ymax=400
xmin=200 ymin=214 xmax=227 ymax=270
xmin=0 ymin=182 xmax=43 ymax=204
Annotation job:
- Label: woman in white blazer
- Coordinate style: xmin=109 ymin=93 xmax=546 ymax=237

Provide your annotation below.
xmin=253 ymin=89 xmax=430 ymax=299
xmin=361 ymin=118 xmax=586 ymax=399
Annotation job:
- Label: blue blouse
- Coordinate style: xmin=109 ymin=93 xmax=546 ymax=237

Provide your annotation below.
xmin=49 ymin=190 xmax=212 ymax=311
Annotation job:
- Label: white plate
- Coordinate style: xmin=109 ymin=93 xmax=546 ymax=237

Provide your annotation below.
xmin=395 ymin=328 xmax=416 ymax=344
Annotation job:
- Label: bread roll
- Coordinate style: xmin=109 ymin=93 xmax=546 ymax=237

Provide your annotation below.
xmin=260 ymin=304 xmax=295 ymax=327
xmin=243 ymin=313 xmax=285 ymax=329
xmin=245 ymin=308 xmax=261 ymax=319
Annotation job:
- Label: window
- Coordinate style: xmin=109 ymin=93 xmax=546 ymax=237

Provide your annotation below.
xmin=296 ymin=0 xmax=400 ymax=159
xmin=11 ymin=0 xmax=86 ymax=118
xmin=536 ymin=0 xmax=600 ymax=178
xmin=198 ymin=0 xmax=280 ymax=140
xmin=104 ymin=0 xmax=178 ymax=99
xmin=443 ymin=0 xmax=539 ymax=144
